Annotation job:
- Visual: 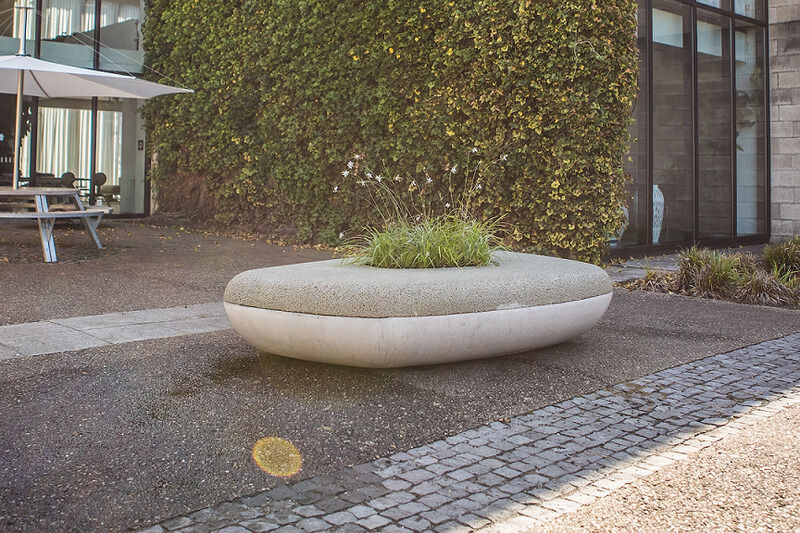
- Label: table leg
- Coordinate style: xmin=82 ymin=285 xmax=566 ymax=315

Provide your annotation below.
xmin=69 ymin=190 xmax=102 ymax=249
xmin=81 ymin=216 xmax=103 ymax=249
xmin=35 ymin=195 xmax=57 ymax=263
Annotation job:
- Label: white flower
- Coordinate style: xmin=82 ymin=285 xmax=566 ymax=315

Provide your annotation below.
xmin=411 ymin=180 xmax=417 ymax=186
xmin=342 ymin=170 xmax=350 ymax=177
xmin=476 ymin=183 xmax=482 ymax=190
xmin=347 ymin=161 xmax=354 ymax=169
xmin=366 ymin=172 xmax=373 ymax=179
xmin=394 ymin=175 xmax=402 ymax=182
xmin=471 ymin=147 xmax=478 ymax=153
xmin=358 ymin=180 xmax=367 ymax=186
xmin=333 ymin=185 xmax=339 ymax=193
xmin=426 ymin=177 xmax=433 ymax=183
xmin=445 ymin=202 xmax=451 ymax=208
xmin=376 ymin=175 xmax=383 ymax=183
xmin=415 ymin=215 xmax=421 ymax=221
xmin=354 ymin=154 xmax=361 ymax=160
xmin=500 ymin=154 xmax=508 ymax=161
xmin=339 ymin=232 xmax=345 ymax=239
xmin=450 ymin=165 xmax=457 ymax=174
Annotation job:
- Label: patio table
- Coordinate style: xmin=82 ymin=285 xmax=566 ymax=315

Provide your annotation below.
xmin=0 ymin=187 xmax=111 ymax=262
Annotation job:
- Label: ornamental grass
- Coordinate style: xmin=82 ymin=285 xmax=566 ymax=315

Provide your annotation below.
xmin=345 ymin=216 xmax=502 ymax=269
xmin=626 ymin=243 xmax=800 ymax=308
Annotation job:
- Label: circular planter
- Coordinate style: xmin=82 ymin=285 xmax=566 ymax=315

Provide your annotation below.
xmin=224 ymin=251 xmax=612 ymax=368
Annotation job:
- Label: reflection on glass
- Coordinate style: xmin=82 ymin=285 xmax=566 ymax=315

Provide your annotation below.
xmin=652 ymin=0 xmax=693 ymax=244
xmin=621 ymin=2 xmax=649 ymax=247
xmin=34 ymin=99 xmax=122 ymax=205
xmin=39 ymin=0 xmax=95 ymax=68
xmin=99 ymin=0 xmax=143 ymax=73
xmin=697 ymin=11 xmax=732 ymax=239
xmin=97 ymin=108 xmax=122 ymax=183
xmin=735 ymin=22 xmax=766 ymax=235
xmin=697 ymin=0 xmax=730 ymax=10
xmin=735 ymin=0 xmax=764 ymax=20
xmin=0 ymin=0 xmax=35 ymax=55
xmin=35 ymin=99 xmax=92 ymax=185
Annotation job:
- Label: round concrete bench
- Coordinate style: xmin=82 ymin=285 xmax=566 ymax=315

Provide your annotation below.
xmin=224 ymin=251 xmax=612 ymax=368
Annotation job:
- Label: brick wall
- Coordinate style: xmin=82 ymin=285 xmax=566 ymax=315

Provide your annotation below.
xmin=770 ymin=1 xmax=800 ymax=238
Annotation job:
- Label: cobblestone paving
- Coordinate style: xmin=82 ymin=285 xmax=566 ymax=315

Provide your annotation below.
xmin=137 ymin=332 xmax=800 ymax=533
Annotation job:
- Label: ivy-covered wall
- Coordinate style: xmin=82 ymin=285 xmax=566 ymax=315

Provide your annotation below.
xmin=143 ymin=0 xmax=638 ymax=262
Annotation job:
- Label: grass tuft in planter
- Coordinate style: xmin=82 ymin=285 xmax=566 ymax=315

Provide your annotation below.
xmin=336 ymin=152 xmax=506 ymax=269
xmin=348 ymin=216 xmax=502 ymax=269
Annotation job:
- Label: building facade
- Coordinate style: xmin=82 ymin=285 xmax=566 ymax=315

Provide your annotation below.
xmin=0 ymin=0 xmax=796 ymax=243
xmin=0 ymin=0 xmax=147 ymax=214
xmin=769 ymin=0 xmax=800 ymax=238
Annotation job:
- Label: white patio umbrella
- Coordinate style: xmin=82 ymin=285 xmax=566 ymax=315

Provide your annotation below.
xmin=1 ymin=9 xmax=192 ymax=188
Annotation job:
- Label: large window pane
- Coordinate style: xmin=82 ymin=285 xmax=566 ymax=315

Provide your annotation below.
xmin=39 ymin=0 xmax=95 ymax=68
xmin=0 ymin=0 xmax=35 ymax=55
xmin=735 ymin=0 xmax=764 ymax=21
xmin=652 ymin=0 xmax=693 ymax=244
xmin=735 ymin=22 xmax=766 ymax=235
xmin=98 ymin=0 xmax=143 ymax=73
xmin=96 ymin=105 xmax=123 ymax=209
xmin=697 ymin=0 xmax=731 ymax=10
xmin=697 ymin=10 xmax=732 ymax=239
xmin=35 ymin=98 xmax=92 ymax=193
xmin=0 ymin=94 xmax=32 ymax=184
xmin=620 ymin=2 xmax=649 ymax=247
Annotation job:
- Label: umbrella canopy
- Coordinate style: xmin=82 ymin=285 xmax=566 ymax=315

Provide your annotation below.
xmin=0 ymin=55 xmax=193 ymax=99
xmin=1 ymin=53 xmax=192 ymax=189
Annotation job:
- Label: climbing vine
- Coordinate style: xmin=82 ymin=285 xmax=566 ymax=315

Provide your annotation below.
xmin=143 ymin=0 xmax=638 ymax=262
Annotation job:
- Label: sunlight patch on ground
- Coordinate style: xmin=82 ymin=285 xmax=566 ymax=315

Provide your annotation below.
xmin=252 ymin=437 xmax=302 ymax=477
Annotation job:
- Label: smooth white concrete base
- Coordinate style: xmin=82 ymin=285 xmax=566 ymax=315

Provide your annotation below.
xmin=224 ymin=292 xmax=612 ymax=368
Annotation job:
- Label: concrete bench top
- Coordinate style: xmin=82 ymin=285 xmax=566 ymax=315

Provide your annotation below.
xmin=224 ymin=251 xmax=612 ymax=318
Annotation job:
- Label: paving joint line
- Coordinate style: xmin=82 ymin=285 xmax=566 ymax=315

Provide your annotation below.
xmin=135 ymin=331 xmax=800 ymax=533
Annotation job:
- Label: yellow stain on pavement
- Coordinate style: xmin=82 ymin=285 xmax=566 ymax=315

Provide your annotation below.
xmin=252 ymin=437 xmax=302 ymax=477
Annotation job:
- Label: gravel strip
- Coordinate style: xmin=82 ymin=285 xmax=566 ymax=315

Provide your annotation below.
xmin=536 ymin=401 xmax=800 ymax=533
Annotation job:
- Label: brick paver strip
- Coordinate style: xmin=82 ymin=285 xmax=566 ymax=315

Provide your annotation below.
xmin=137 ymin=332 xmax=800 ymax=533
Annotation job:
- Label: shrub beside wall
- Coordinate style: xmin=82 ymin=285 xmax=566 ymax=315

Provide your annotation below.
xmin=143 ymin=0 xmax=638 ymax=262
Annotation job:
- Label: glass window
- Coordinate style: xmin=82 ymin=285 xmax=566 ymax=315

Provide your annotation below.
xmin=735 ymin=0 xmax=764 ymax=20
xmin=620 ymin=2 xmax=649 ymax=247
xmin=735 ymin=21 xmax=766 ymax=235
xmin=39 ymin=0 xmax=95 ymax=68
xmin=697 ymin=0 xmax=731 ymax=10
xmin=697 ymin=10 xmax=732 ymax=239
xmin=0 ymin=94 xmax=32 ymax=184
xmin=651 ymin=0 xmax=693 ymax=244
xmin=98 ymin=0 xmax=143 ymax=73
xmin=35 ymin=98 xmax=93 ymax=193
xmin=0 ymin=0 xmax=35 ymax=55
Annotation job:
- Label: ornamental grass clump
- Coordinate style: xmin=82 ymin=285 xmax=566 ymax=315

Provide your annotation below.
xmin=673 ymin=247 xmax=745 ymax=298
xmin=354 ymin=216 xmax=500 ymax=269
xmin=762 ymin=236 xmax=800 ymax=279
xmin=626 ymin=243 xmax=799 ymax=308
xmin=335 ymin=151 xmax=505 ymax=268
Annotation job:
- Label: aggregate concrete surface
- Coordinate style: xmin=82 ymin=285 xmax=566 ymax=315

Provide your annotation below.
xmin=224 ymin=252 xmax=611 ymax=317
xmin=1 ymin=289 xmax=798 ymax=531
xmin=0 ymin=221 xmax=330 ymax=326
xmin=1 ymin=222 xmax=798 ymax=532
xmin=139 ymin=333 xmax=800 ymax=533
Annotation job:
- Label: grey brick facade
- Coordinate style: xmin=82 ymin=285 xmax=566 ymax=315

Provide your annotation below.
xmin=770 ymin=1 xmax=800 ymax=238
